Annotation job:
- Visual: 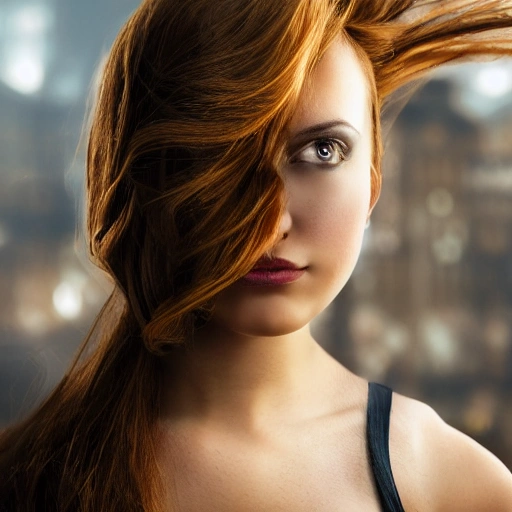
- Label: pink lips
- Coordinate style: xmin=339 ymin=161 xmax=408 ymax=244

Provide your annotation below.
xmin=241 ymin=257 xmax=307 ymax=286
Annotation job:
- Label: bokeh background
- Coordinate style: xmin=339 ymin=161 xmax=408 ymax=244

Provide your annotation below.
xmin=1 ymin=0 xmax=511 ymax=469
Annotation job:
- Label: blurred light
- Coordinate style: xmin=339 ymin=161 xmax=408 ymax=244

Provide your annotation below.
xmin=432 ymin=233 xmax=464 ymax=265
xmin=474 ymin=65 xmax=512 ymax=98
xmin=16 ymin=307 xmax=51 ymax=336
xmin=1 ymin=5 xmax=52 ymax=95
xmin=470 ymin=168 xmax=512 ymax=191
xmin=463 ymin=389 xmax=497 ymax=435
xmin=431 ymin=218 xmax=468 ymax=265
xmin=53 ymin=282 xmax=83 ymax=320
xmin=3 ymin=46 xmax=45 ymax=95
xmin=384 ymin=324 xmax=408 ymax=355
xmin=421 ymin=316 xmax=458 ymax=371
xmin=426 ymin=188 xmax=454 ymax=218
xmin=10 ymin=5 xmax=53 ymax=35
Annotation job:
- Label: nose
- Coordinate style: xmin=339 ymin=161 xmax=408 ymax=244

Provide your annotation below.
xmin=277 ymin=205 xmax=292 ymax=240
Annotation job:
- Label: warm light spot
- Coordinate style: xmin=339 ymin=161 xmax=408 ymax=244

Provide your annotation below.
xmin=53 ymin=282 xmax=83 ymax=320
xmin=16 ymin=307 xmax=50 ymax=336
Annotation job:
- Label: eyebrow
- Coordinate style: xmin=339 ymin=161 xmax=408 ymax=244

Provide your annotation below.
xmin=292 ymin=119 xmax=360 ymax=138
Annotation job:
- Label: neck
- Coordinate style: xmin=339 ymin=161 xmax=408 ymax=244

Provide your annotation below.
xmin=160 ymin=323 xmax=342 ymax=430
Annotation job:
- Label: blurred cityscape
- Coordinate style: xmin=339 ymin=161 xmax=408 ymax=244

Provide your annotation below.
xmin=1 ymin=0 xmax=512 ymax=470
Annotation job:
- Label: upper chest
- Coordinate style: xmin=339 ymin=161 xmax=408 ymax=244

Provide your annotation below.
xmin=157 ymin=412 xmax=381 ymax=512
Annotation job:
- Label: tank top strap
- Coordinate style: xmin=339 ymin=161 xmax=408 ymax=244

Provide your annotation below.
xmin=366 ymin=382 xmax=406 ymax=512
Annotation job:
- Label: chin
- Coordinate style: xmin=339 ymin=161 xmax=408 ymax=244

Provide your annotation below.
xmin=210 ymin=302 xmax=317 ymax=339
xmin=232 ymin=319 xmax=307 ymax=338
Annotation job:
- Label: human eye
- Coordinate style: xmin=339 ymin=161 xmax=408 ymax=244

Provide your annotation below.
xmin=289 ymin=138 xmax=349 ymax=168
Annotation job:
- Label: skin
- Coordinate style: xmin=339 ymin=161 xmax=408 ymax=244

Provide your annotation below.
xmin=158 ymin=37 xmax=512 ymax=511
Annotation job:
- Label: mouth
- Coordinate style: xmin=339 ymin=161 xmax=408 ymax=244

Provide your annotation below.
xmin=241 ymin=257 xmax=308 ymax=286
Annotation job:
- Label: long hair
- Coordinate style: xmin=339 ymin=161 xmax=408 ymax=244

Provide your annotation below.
xmin=2 ymin=0 xmax=512 ymax=510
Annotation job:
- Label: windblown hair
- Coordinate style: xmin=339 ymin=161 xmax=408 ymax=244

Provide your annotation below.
xmin=2 ymin=0 xmax=512 ymax=510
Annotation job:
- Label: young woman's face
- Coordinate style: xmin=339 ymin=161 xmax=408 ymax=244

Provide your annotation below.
xmin=208 ymin=37 xmax=373 ymax=338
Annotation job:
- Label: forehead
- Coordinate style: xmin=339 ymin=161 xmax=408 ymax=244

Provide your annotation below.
xmin=288 ymin=37 xmax=371 ymax=135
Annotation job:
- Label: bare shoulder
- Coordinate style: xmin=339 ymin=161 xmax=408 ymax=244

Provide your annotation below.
xmin=388 ymin=392 xmax=512 ymax=512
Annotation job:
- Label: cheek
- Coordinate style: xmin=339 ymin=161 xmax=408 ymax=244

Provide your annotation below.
xmin=312 ymin=185 xmax=368 ymax=245
xmin=291 ymin=166 xmax=371 ymax=256
xmin=312 ymin=185 xmax=370 ymax=309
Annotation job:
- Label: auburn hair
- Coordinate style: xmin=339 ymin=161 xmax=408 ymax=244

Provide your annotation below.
xmin=2 ymin=0 xmax=512 ymax=510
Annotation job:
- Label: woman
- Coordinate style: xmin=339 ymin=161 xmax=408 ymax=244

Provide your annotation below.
xmin=1 ymin=0 xmax=512 ymax=510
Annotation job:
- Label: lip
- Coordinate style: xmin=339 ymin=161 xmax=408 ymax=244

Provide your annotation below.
xmin=241 ymin=258 xmax=307 ymax=286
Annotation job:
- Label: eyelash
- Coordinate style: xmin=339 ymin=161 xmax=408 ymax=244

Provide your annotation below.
xmin=290 ymin=138 xmax=350 ymax=168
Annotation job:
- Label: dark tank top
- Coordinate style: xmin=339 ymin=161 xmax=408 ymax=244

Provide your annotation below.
xmin=367 ymin=382 xmax=406 ymax=512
